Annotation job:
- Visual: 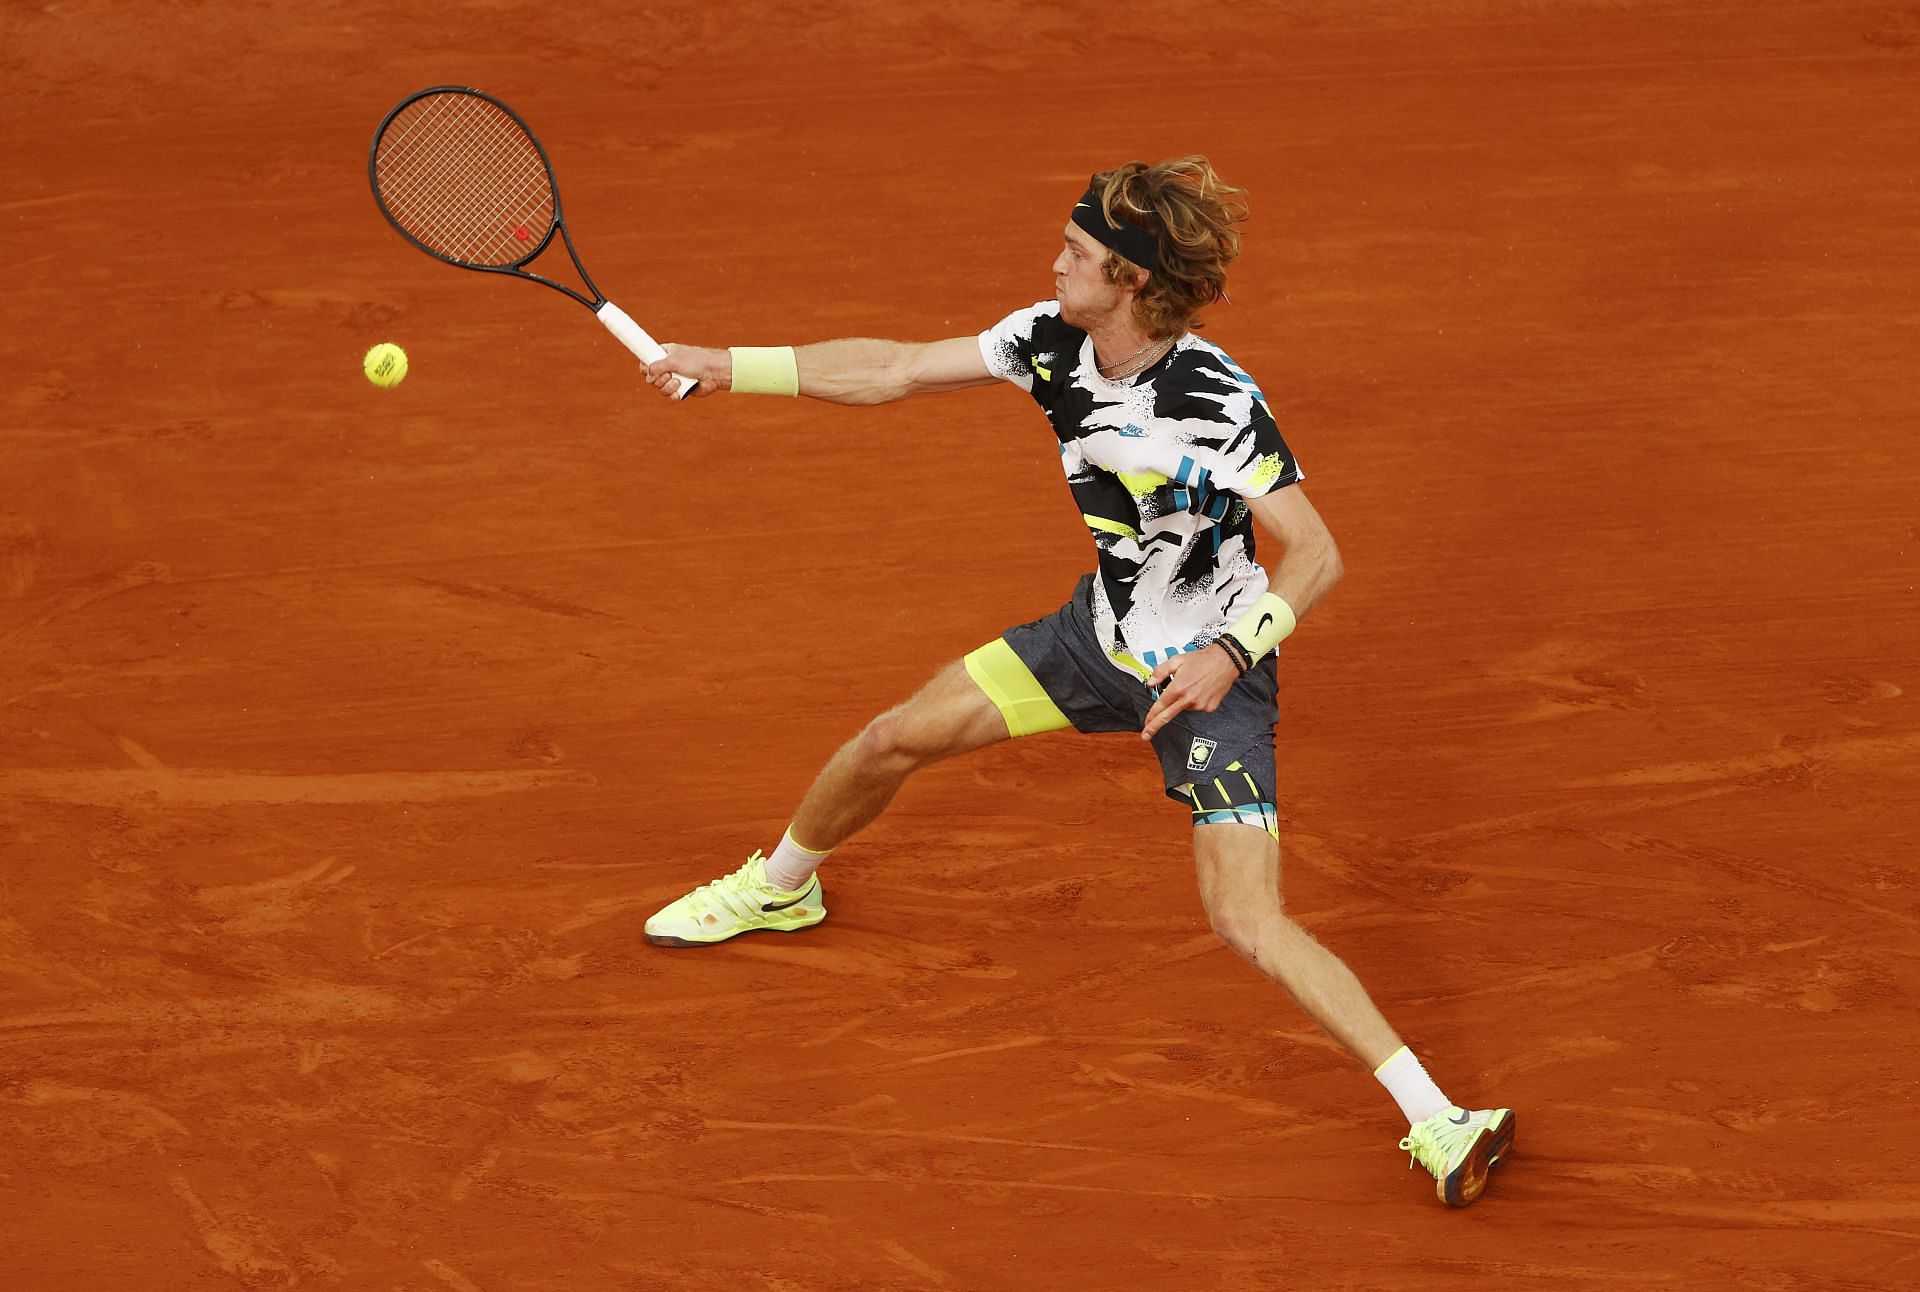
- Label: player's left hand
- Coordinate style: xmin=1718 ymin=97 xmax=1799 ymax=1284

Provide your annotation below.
xmin=1141 ymin=644 xmax=1241 ymax=741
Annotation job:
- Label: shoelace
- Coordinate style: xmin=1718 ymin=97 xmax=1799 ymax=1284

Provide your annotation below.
xmin=687 ymin=853 xmax=771 ymax=920
xmin=1399 ymin=1116 xmax=1472 ymax=1173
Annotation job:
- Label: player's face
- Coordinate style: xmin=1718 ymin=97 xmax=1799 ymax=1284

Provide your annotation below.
xmin=1054 ymin=224 xmax=1134 ymax=329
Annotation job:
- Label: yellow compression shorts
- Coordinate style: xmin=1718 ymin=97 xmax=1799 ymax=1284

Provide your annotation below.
xmin=963 ymin=638 xmax=1072 ymax=738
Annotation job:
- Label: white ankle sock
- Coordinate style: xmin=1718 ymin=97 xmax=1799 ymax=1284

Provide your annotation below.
xmin=1374 ymin=1046 xmax=1451 ymax=1126
xmin=762 ymin=827 xmax=831 ymax=892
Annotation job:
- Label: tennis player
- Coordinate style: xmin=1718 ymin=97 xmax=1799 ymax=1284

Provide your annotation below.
xmin=636 ymin=158 xmax=1513 ymax=1207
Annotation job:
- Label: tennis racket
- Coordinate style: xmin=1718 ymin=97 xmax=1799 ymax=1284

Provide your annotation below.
xmin=369 ymin=86 xmax=695 ymax=397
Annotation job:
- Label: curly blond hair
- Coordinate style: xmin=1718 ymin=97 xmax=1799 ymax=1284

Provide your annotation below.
xmin=1090 ymin=157 xmax=1248 ymax=338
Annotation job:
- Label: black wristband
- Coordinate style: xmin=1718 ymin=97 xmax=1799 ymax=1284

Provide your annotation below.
xmin=1214 ymin=636 xmax=1252 ymax=675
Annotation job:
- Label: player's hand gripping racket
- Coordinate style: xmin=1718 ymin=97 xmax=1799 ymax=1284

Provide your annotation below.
xmin=369 ymin=86 xmax=695 ymax=397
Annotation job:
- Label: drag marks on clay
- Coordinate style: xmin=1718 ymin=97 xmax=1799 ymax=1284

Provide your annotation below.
xmin=1508 ymin=1164 xmax=1920 ymax=1243
xmin=0 ymin=519 xmax=44 ymax=598
xmin=413 ymin=576 xmax=624 ymax=623
xmin=8 ymin=1082 xmax=191 ymax=1165
xmin=1074 ymin=1064 xmax=1330 ymax=1126
xmin=720 ymin=1168 xmax=1235 ymax=1204
xmin=1863 ymin=3 xmax=1920 ymax=51
xmin=448 ymin=1147 xmax=502 ymax=1202
xmin=1475 ymin=1035 xmax=1623 ymax=1087
xmin=903 ymin=1035 xmax=1049 ymax=1066
xmin=1432 ymin=858 xmax=1701 ymax=899
xmin=878 ymin=1240 xmax=958 ymax=1288
xmin=1396 ymin=781 xmax=1759 ymax=852
xmin=1573 ymin=728 xmax=1920 ymax=790
xmin=0 ymin=560 xmax=169 ymax=651
xmin=724 ymin=934 xmax=1018 ymax=984
xmin=1421 ymin=1257 xmax=1682 ymax=1285
xmin=192 ymin=858 xmax=356 ymax=936
xmin=1400 ymin=940 xmax=1666 ymax=1007
xmin=1005 ymin=932 xmax=1223 ymax=1005
xmin=707 ymin=1117 xmax=1089 ymax=1154
xmin=0 ymin=914 xmax=110 ymax=995
xmin=549 ymin=892 xmax=659 ymax=936
xmin=0 ymin=190 xmax=107 ymax=214
xmin=0 ymin=983 xmax=409 ymax=1041
xmin=168 ymin=1175 xmax=297 ymax=1288
xmin=1592 ymin=831 xmax=1920 ymax=931
xmin=781 ymin=1033 xmax=1050 ymax=1079
xmin=1283 ymin=832 xmax=1480 ymax=915
xmin=1656 ymin=930 xmax=1898 ymax=1014
xmin=422 ymin=1258 xmax=487 ymax=1292
xmin=0 ymin=765 xmax=594 ymax=806
xmin=797 ymin=1014 xmax=874 ymax=1049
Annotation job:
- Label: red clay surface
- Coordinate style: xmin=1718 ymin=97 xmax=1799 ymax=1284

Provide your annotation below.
xmin=5 ymin=1 xmax=1919 ymax=1287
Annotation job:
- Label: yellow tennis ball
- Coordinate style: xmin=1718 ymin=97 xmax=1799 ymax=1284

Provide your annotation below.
xmin=363 ymin=342 xmax=409 ymax=389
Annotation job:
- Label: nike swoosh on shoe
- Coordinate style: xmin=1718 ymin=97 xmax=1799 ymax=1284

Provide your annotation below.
xmin=762 ymin=886 xmax=815 ymax=913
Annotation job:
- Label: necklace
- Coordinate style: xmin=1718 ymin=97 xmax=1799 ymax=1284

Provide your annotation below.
xmin=1097 ymin=335 xmax=1173 ymax=381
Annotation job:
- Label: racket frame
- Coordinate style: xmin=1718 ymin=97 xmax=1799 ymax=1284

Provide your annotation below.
xmin=369 ymin=85 xmax=695 ymax=395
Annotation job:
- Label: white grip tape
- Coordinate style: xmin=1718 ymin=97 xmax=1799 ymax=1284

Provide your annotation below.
xmin=596 ymin=300 xmax=696 ymax=400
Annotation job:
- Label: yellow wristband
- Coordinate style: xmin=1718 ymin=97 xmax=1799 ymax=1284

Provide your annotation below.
xmin=728 ymin=346 xmax=799 ymax=396
xmin=1226 ymin=592 xmax=1296 ymax=661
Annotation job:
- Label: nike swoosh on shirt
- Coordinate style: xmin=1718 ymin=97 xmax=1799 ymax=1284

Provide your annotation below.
xmin=1034 ymin=362 xmax=1052 ymax=381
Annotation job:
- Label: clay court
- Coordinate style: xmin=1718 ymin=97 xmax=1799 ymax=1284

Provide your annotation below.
xmin=4 ymin=1 xmax=1918 ymax=1287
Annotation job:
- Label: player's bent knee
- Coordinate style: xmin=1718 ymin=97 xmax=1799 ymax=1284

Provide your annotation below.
xmin=853 ymin=685 xmax=996 ymax=773
xmin=852 ymin=710 xmax=924 ymax=772
xmin=1207 ymin=911 xmax=1261 ymax=963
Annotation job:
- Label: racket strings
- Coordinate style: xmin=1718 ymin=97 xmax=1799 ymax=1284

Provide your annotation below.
xmin=380 ymin=96 xmax=550 ymax=260
xmin=381 ymin=96 xmax=549 ymax=258
xmin=375 ymin=92 xmax=556 ymax=267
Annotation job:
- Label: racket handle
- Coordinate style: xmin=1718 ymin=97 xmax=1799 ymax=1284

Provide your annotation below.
xmin=596 ymin=301 xmax=697 ymax=400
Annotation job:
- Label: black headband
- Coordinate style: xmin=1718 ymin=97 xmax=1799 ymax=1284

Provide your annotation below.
xmin=1071 ymin=184 xmax=1160 ymax=271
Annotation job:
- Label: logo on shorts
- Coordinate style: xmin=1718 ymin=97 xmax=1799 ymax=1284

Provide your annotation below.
xmin=1186 ymin=737 xmax=1217 ymax=772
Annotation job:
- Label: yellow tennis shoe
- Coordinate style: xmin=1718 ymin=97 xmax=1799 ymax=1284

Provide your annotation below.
xmin=1399 ymin=1105 xmax=1515 ymax=1207
xmin=643 ymin=851 xmax=826 ymax=947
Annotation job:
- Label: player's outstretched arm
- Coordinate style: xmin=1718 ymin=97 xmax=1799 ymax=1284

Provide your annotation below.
xmin=641 ymin=336 xmax=994 ymax=405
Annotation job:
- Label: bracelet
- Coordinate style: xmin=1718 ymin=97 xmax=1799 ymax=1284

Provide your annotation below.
xmin=729 ymin=346 xmax=799 ymax=396
xmin=1225 ymin=592 xmax=1297 ymax=665
xmin=1213 ymin=635 xmax=1253 ymax=675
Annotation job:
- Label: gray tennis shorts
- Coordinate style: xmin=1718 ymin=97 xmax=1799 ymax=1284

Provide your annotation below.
xmin=998 ymin=574 xmax=1279 ymax=805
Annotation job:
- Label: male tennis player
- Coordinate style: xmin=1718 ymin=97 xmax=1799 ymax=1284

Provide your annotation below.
xmin=636 ymin=158 xmax=1512 ymax=1207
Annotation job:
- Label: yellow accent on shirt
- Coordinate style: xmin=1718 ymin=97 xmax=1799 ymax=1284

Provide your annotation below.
xmin=1246 ymin=453 xmax=1287 ymax=492
xmin=1082 ymin=514 xmax=1140 ymax=541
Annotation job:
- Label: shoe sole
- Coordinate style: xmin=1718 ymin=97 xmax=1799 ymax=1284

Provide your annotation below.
xmin=1441 ymin=1109 xmax=1515 ymax=1208
xmin=644 ymin=913 xmax=825 ymax=948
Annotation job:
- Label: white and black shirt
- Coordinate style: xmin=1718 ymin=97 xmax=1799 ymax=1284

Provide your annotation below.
xmin=979 ymin=300 xmax=1302 ymax=678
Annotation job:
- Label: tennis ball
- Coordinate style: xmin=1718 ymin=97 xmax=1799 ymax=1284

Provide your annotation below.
xmin=363 ymin=342 xmax=408 ymax=389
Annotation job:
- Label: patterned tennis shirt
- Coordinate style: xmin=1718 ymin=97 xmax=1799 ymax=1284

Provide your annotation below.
xmin=979 ymin=300 xmax=1302 ymax=678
